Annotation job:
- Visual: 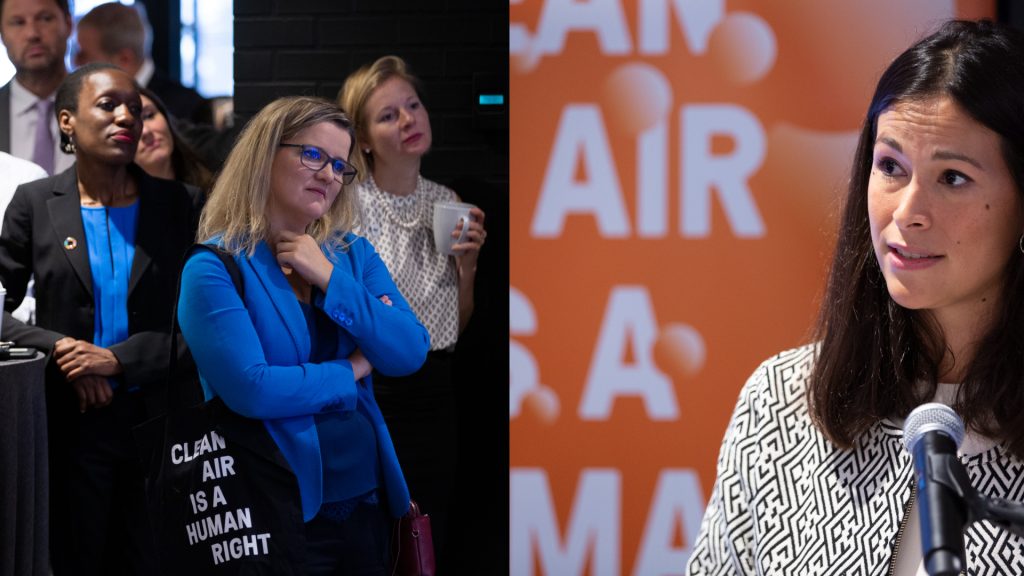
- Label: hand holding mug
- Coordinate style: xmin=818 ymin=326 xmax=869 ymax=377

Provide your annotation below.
xmin=433 ymin=201 xmax=486 ymax=256
xmin=451 ymin=206 xmax=487 ymax=266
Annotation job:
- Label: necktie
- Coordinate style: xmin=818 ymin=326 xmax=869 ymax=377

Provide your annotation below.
xmin=32 ymin=99 xmax=54 ymax=175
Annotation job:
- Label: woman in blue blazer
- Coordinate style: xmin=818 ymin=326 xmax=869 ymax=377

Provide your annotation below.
xmin=177 ymin=96 xmax=429 ymax=575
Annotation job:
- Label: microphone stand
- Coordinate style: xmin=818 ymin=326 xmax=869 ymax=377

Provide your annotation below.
xmin=922 ymin=450 xmax=1024 ymax=563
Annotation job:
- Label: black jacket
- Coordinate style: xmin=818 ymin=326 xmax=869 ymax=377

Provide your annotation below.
xmin=0 ymin=163 xmax=202 ymax=413
xmin=0 ymin=82 xmax=12 ymax=153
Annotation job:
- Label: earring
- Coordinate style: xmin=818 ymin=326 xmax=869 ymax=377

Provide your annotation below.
xmin=1019 ymin=233 xmax=1024 ymax=255
xmin=60 ymin=135 xmax=75 ymax=154
xmin=363 ymin=148 xmax=371 ymax=155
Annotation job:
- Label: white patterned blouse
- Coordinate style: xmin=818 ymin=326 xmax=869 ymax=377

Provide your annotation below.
xmin=355 ymin=174 xmax=460 ymax=351
xmin=687 ymin=344 xmax=1024 ymax=576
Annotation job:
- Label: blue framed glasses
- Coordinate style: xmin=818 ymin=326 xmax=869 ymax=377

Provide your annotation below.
xmin=279 ymin=143 xmax=358 ymax=185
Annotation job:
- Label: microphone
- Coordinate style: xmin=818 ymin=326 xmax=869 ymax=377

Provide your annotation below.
xmin=903 ymin=403 xmax=968 ymax=576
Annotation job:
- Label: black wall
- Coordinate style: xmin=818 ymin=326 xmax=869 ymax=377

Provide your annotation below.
xmin=999 ymin=0 xmax=1024 ymax=28
xmin=137 ymin=0 xmax=182 ymax=81
xmin=233 ymin=2 xmax=509 ymax=573
xmin=233 ymin=0 xmax=508 ymax=191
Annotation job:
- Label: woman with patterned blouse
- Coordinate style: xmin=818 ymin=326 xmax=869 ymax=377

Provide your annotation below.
xmin=339 ymin=55 xmax=487 ymax=570
xmin=688 ymin=20 xmax=1024 ymax=576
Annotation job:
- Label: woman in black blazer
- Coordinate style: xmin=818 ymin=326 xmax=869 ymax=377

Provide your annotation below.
xmin=0 ymin=63 xmax=202 ymax=575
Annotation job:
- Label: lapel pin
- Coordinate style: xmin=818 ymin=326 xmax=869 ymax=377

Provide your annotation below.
xmin=63 ymin=237 xmax=77 ymax=250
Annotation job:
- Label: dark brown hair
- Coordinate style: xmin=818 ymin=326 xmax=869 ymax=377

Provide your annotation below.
xmin=0 ymin=0 xmax=70 ymax=17
xmin=810 ymin=19 xmax=1024 ymax=456
xmin=77 ymin=2 xmax=149 ymax=61
xmin=139 ymin=86 xmax=213 ymax=191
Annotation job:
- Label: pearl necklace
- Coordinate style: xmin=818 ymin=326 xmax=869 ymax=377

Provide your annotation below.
xmin=368 ymin=174 xmax=427 ymax=229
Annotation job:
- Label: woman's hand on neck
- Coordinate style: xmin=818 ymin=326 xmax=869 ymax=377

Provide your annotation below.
xmin=269 ymin=227 xmax=334 ymax=295
xmin=372 ymin=155 xmax=421 ymax=196
xmin=76 ymin=161 xmax=137 ymax=208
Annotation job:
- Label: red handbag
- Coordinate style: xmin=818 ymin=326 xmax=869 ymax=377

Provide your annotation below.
xmin=392 ymin=500 xmax=435 ymax=576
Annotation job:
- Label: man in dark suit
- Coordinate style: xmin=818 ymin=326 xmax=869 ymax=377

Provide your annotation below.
xmin=73 ymin=1 xmax=210 ymax=124
xmin=0 ymin=0 xmax=74 ymax=175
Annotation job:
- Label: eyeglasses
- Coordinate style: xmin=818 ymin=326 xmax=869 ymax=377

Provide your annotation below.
xmin=279 ymin=143 xmax=358 ymax=185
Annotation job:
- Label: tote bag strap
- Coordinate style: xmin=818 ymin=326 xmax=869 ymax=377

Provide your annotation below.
xmin=168 ymin=243 xmax=244 ymax=412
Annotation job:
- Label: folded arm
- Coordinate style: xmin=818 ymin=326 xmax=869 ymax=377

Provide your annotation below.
xmin=178 ymin=250 xmax=360 ymax=420
xmin=313 ymin=240 xmax=430 ymax=377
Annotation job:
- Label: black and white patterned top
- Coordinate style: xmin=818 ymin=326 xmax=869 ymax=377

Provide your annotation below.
xmin=687 ymin=344 xmax=1024 ymax=576
xmin=355 ymin=174 xmax=459 ymax=351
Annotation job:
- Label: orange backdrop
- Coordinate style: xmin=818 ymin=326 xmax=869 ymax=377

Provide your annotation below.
xmin=509 ymin=1 xmax=996 ymax=574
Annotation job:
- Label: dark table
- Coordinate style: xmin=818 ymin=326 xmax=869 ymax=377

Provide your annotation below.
xmin=0 ymin=350 xmax=48 ymax=576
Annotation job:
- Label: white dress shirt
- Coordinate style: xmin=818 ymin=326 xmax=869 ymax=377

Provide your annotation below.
xmin=0 ymin=151 xmax=47 ymax=228
xmin=136 ymin=58 xmax=155 ymax=87
xmin=0 ymin=152 xmax=48 ymax=324
xmin=8 ymin=78 xmax=76 ymax=175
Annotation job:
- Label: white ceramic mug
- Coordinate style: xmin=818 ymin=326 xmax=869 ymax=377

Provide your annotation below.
xmin=432 ymin=201 xmax=476 ymax=255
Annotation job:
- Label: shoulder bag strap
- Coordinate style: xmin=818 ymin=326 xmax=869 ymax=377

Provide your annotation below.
xmin=167 ymin=243 xmax=244 ymax=412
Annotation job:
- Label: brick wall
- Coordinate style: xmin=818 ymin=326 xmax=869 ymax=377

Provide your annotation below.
xmin=233 ymin=2 xmax=509 ymax=573
xmin=233 ymin=0 xmax=508 ymax=191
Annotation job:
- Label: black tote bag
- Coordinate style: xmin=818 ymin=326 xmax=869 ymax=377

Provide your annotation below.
xmin=134 ymin=244 xmax=306 ymax=574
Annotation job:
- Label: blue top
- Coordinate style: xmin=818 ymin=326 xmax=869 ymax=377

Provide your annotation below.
xmin=301 ymin=300 xmax=380 ymax=504
xmin=81 ymin=203 xmax=139 ymax=389
xmin=177 ymin=234 xmax=429 ymax=520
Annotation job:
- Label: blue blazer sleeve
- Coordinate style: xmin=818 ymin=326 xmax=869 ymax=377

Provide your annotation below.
xmin=315 ymin=236 xmax=429 ymax=377
xmin=178 ymin=249 xmax=359 ymax=420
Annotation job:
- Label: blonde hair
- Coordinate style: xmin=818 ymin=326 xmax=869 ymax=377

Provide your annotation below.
xmin=337 ymin=55 xmax=424 ymax=180
xmin=198 ymin=96 xmax=358 ymax=256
